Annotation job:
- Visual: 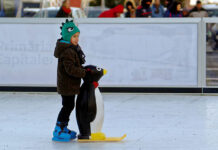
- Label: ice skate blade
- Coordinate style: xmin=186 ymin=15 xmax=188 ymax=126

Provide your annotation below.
xmin=69 ymin=133 xmax=77 ymax=140
xmin=78 ymin=134 xmax=126 ymax=142
xmin=70 ymin=136 xmax=77 ymax=140
xmin=52 ymin=137 xmax=71 ymax=142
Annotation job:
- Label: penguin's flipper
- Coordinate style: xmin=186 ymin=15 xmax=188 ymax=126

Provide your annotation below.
xmin=78 ymin=134 xmax=126 ymax=142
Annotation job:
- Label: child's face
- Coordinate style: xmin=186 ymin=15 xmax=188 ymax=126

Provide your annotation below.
xmin=71 ymin=32 xmax=80 ymax=45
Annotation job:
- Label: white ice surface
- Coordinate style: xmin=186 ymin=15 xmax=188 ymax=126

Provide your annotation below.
xmin=0 ymin=93 xmax=218 ymax=150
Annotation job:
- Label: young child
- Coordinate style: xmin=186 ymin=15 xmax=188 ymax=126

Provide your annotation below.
xmin=53 ymin=19 xmax=86 ymax=142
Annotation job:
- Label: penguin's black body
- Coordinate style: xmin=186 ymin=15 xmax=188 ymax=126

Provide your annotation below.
xmin=76 ymin=65 xmax=106 ymax=139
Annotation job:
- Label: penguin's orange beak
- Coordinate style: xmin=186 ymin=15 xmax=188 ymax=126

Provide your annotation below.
xmin=103 ymin=69 xmax=107 ymax=75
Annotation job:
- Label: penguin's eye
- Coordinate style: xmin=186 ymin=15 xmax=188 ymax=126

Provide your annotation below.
xmin=96 ymin=67 xmax=102 ymax=72
xmin=67 ymin=27 xmax=74 ymax=32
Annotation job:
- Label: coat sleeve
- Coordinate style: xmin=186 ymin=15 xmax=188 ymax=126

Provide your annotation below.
xmin=61 ymin=49 xmax=86 ymax=78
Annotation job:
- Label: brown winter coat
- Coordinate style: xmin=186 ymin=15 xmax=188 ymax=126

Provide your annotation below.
xmin=54 ymin=40 xmax=86 ymax=95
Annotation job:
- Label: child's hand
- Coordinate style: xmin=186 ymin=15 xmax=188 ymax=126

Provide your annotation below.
xmin=83 ymin=68 xmax=92 ymax=81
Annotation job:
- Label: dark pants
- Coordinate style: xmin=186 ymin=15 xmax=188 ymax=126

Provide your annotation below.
xmin=57 ymin=95 xmax=75 ymax=123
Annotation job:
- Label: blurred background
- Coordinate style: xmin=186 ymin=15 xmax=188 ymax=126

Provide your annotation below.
xmin=0 ymin=0 xmax=217 ymax=18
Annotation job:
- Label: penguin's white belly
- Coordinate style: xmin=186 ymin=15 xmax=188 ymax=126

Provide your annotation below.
xmin=90 ymin=87 xmax=104 ymax=133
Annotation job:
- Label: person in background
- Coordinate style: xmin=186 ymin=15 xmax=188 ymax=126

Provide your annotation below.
xmin=98 ymin=4 xmax=124 ymax=18
xmin=164 ymin=1 xmax=183 ymax=17
xmin=182 ymin=8 xmax=189 ymax=17
xmin=125 ymin=1 xmax=136 ymax=18
xmin=211 ymin=24 xmax=218 ymax=50
xmin=151 ymin=0 xmax=165 ymax=17
xmin=56 ymin=0 xmax=72 ymax=18
xmin=136 ymin=0 xmax=152 ymax=17
xmin=163 ymin=0 xmax=174 ymax=12
xmin=189 ymin=0 xmax=208 ymax=17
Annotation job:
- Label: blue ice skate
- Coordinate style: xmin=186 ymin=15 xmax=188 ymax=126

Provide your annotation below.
xmin=63 ymin=126 xmax=77 ymax=139
xmin=52 ymin=122 xmax=77 ymax=142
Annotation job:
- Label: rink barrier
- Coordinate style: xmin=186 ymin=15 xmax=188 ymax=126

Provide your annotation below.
xmin=0 ymin=18 xmax=218 ymax=93
xmin=0 ymin=86 xmax=218 ymax=93
xmin=203 ymin=88 xmax=218 ymax=93
xmin=100 ymin=87 xmax=202 ymax=93
xmin=0 ymin=86 xmax=206 ymax=93
xmin=0 ymin=18 xmax=201 ymax=89
xmin=1 ymin=86 xmax=218 ymax=93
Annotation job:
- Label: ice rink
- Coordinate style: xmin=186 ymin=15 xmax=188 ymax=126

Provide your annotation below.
xmin=1 ymin=92 xmax=218 ymax=150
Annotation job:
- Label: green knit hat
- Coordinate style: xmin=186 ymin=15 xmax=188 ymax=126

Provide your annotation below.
xmin=60 ymin=19 xmax=80 ymax=42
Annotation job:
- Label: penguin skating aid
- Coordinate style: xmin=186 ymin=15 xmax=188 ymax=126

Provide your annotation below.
xmin=76 ymin=65 xmax=126 ymax=142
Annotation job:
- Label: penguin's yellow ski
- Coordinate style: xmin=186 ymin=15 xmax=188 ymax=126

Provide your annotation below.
xmin=78 ymin=134 xmax=126 ymax=142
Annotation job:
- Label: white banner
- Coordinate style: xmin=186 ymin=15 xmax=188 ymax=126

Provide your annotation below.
xmin=0 ymin=22 xmax=198 ymax=86
xmin=79 ymin=23 xmax=198 ymax=86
